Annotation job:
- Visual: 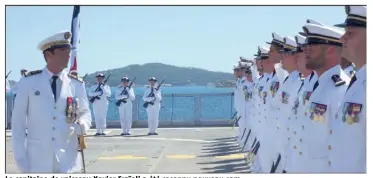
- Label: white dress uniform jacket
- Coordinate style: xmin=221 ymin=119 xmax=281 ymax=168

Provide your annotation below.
xmin=240 ymin=78 xmax=254 ymax=148
xmin=276 ymin=70 xmax=303 ymax=172
xmin=287 ymin=71 xmax=318 ymax=172
xmin=304 ymin=65 xmax=350 ymax=173
xmin=115 ymin=86 xmax=136 ymax=134
xmin=11 ymin=68 xmax=92 ymax=173
xmin=249 ymin=73 xmax=269 ymax=172
xmin=237 ymin=77 xmax=247 ymax=141
xmin=142 ymin=86 xmax=162 ymax=133
xmin=329 ymin=65 xmax=366 ymax=173
xmin=88 ymin=83 xmax=111 ymax=133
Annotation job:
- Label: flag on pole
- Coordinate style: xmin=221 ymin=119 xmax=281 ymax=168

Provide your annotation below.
xmin=69 ymin=5 xmax=80 ymax=73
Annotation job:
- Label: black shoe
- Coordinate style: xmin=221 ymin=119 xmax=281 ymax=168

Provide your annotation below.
xmin=121 ymin=133 xmax=126 ymax=136
xmin=94 ymin=133 xmax=100 ymax=136
xmin=153 ymin=132 xmax=158 ymax=135
xmin=101 ymin=133 xmax=106 ymax=136
xmin=148 ymin=132 xmax=153 ymax=135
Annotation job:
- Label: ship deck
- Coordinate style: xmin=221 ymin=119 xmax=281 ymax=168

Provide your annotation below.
xmin=6 ymin=127 xmax=250 ymax=173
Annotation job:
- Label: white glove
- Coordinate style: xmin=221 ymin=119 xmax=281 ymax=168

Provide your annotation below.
xmin=73 ymin=123 xmax=87 ymax=136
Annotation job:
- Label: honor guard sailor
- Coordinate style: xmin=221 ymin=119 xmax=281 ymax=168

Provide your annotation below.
xmin=301 ymin=23 xmax=350 ymax=173
xmin=143 ymin=77 xmax=162 ymax=135
xmin=115 ymin=77 xmax=136 ymax=135
xmin=11 ymin=30 xmax=92 ymax=173
xmin=329 ymin=5 xmax=366 ymax=173
xmin=88 ymin=73 xmax=111 ymax=136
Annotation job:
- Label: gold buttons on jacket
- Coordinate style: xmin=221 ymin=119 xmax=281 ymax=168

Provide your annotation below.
xmin=328 ymin=145 xmax=332 ymax=150
xmin=329 ymin=130 xmax=332 ymax=135
xmin=53 ymin=117 xmax=56 ymax=120
xmin=293 ymin=145 xmax=297 ymax=149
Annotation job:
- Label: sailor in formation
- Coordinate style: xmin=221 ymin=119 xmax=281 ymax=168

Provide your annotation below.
xmin=11 ymin=30 xmax=91 ymax=173
xmin=238 ymin=61 xmax=254 ymax=148
xmin=235 ymin=5 xmax=365 ymax=174
xmin=142 ymin=77 xmax=162 ymax=135
xmin=88 ymin=73 xmax=111 ymax=136
xmin=115 ymin=77 xmax=136 ymax=135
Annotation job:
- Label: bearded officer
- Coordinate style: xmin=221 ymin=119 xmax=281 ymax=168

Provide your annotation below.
xmin=301 ymin=23 xmax=350 ymax=173
xmin=88 ymin=73 xmax=111 ymax=136
xmin=143 ymin=77 xmax=162 ymax=135
xmin=329 ymin=5 xmax=366 ymax=173
xmin=11 ymin=30 xmax=92 ymax=173
xmin=115 ymin=77 xmax=136 ymax=135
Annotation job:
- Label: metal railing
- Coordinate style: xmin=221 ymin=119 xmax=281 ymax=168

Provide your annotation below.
xmin=6 ymin=92 xmax=235 ymax=128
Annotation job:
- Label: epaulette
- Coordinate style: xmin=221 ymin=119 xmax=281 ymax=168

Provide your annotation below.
xmin=68 ymin=74 xmax=83 ymax=83
xmin=331 ymin=75 xmax=346 ymax=87
xmin=25 ymin=70 xmax=42 ymax=77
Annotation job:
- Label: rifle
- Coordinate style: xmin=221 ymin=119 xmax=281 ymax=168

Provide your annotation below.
xmin=143 ymin=79 xmax=164 ymax=108
xmin=5 ymin=70 xmax=12 ymax=79
xmin=115 ymin=77 xmax=136 ymax=106
xmin=82 ymin=73 xmax=88 ymax=81
xmin=89 ymin=73 xmax=111 ymax=103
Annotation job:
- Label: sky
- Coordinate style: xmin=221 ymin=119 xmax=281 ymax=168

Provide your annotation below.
xmin=5 ymin=5 xmax=346 ymax=81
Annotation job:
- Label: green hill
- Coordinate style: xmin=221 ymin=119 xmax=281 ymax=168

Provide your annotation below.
xmin=83 ymin=63 xmax=235 ymax=87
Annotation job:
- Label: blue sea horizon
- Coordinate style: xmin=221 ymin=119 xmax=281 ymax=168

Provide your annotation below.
xmin=6 ymin=86 xmax=235 ymax=123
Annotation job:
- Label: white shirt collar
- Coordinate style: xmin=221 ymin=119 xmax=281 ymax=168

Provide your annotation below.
xmin=356 ymin=64 xmax=366 ymax=81
xmin=44 ymin=67 xmax=65 ymax=81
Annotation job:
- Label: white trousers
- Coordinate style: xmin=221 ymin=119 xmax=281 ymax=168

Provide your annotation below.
xmin=118 ymin=102 xmax=133 ymax=133
xmin=92 ymin=100 xmax=108 ymax=133
xmin=146 ymin=103 xmax=160 ymax=133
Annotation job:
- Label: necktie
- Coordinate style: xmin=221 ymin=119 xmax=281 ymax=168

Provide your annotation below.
xmin=297 ymin=81 xmax=304 ymax=93
xmin=347 ymin=75 xmax=357 ymax=91
xmin=312 ymin=81 xmax=319 ymax=91
xmin=283 ymin=76 xmax=289 ymax=83
xmin=51 ymin=76 xmax=58 ymax=102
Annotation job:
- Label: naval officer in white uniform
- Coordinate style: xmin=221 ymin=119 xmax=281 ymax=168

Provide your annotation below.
xmin=302 ymin=23 xmax=350 ymax=173
xmin=330 ymin=5 xmax=366 ymax=173
xmin=11 ymin=30 xmax=92 ymax=173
